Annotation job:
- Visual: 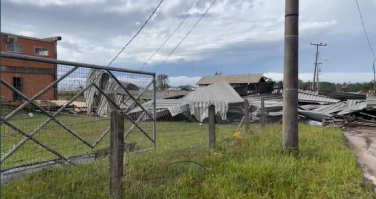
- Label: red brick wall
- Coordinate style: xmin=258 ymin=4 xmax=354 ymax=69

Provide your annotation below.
xmin=1 ymin=34 xmax=57 ymax=100
xmin=1 ymin=73 xmax=55 ymax=100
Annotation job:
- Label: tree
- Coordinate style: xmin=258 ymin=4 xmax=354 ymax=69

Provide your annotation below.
xmin=214 ymin=71 xmax=223 ymax=75
xmin=178 ymin=85 xmax=193 ymax=91
xmin=156 ymin=74 xmax=170 ymax=90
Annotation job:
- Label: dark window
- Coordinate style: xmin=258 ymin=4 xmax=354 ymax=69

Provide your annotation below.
xmin=13 ymin=77 xmax=23 ymax=100
xmin=6 ymin=43 xmax=23 ymax=53
xmin=35 ymin=47 xmax=49 ymax=56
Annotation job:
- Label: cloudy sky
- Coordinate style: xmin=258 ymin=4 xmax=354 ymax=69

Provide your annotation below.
xmin=2 ymin=0 xmax=376 ymax=86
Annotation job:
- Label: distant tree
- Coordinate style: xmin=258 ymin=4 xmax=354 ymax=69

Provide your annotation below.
xmin=178 ymin=85 xmax=193 ymax=91
xmin=156 ymin=74 xmax=170 ymax=90
xmin=214 ymin=71 xmax=223 ymax=75
xmin=265 ymin=77 xmax=275 ymax=83
xmin=295 ymin=79 xmax=375 ymax=92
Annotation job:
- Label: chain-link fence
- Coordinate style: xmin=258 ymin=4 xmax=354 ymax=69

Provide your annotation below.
xmin=1 ymin=52 xmax=156 ymax=198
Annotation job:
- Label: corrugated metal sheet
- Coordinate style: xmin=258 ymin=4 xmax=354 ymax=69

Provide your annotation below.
xmin=248 ymin=101 xmax=283 ymax=112
xmin=196 ymin=74 xmax=264 ymax=85
xmin=337 ymin=101 xmax=366 ymax=115
xmin=84 ymin=69 xmax=140 ymax=117
xmin=319 ymin=91 xmax=366 ymax=100
xmin=129 ymin=81 xmax=243 ymax=122
xmin=243 ymin=93 xmax=283 ymax=102
xmin=115 ymin=90 xmax=189 ymax=100
xmin=185 ymin=80 xmax=243 ymax=103
xmin=298 ymin=91 xmax=339 ymax=104
xmin=96 ymin=79 xmax=123 ymax=117
xmin=366 ymin=95 xmax=376 ymax=110
xmin=298 ymin=110 xmax=332 ymax=121
xmin=275 ymin=89 xmax=339 ymax=104
xmin=311 ymin=102 xmax=346 ymax=114
xmin=299 ymin=104 xmax=321 ymax=110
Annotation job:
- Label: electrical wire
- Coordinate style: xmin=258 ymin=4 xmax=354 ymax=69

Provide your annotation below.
xmin=153 ymin=0 xmax=217 ymax=73
xmin=139 ymin=0 xmax=204 ymax=70
xmin=107 ymin=0 xmax=165 ymax=67
xmin=355 ymin=0 xmax=376 ymax=61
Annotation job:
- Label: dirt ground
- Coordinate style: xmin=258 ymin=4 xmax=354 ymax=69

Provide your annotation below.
xmin=344 ymin=127 xmax=376 ymax=191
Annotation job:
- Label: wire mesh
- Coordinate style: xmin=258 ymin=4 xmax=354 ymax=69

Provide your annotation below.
xmin=0 ymin=54 xmax=156 ymax=198
xmin=0 ymin=53 xmax=286 ymax=198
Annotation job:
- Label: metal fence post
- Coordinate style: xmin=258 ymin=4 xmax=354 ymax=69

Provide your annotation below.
xmin=244 ymin=99 xmax=250 ymax=134
xmin=110 ymin=110 xmax=124 ymax=199
xmin=153 ymin=74 xmax=157 ymax=149
xmin=261 ymin=97 xmax=265 ymax=129
xmin=208 ymin=104 xmax=216 ymax=150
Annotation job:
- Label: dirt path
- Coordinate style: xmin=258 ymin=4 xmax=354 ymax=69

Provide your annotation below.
xmin=344 ymin=127 xmax=376 ymax=191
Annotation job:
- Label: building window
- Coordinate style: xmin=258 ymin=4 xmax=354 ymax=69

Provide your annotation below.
xmin=35 ymin=47 xmax=49 ymax=56
xmin=6 ymin=43 xmax=23 ymax=53
xmin=13 ymin=77 xmax=23 ymax=101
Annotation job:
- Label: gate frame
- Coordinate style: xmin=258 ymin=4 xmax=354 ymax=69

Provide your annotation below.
xmin=0 ymin=52 xmax=157 ymax=167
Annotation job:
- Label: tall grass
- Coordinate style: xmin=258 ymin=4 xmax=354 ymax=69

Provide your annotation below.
xmin=1 ymin=124 xmax=374 ymax=198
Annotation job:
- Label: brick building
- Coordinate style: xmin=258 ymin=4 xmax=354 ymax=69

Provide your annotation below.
xmin=1 ymin=32 xmax=61 ymax=101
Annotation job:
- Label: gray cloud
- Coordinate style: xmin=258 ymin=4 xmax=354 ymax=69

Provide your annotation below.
xmin=1 ymin=0 xmax=376 ymax=85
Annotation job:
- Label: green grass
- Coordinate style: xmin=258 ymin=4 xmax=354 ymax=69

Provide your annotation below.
xmin=57 ymin=91 xmax=85 ymax=101
xmin=1 ymin=123 xmax=375 ymax=199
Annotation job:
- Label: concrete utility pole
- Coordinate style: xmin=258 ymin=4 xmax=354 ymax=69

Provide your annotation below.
xmin=310 ymin=43 xmax=327 ymax=90
xmin=316 ymin=62 xmax=322 ymax=90
xmin=283 ymin=0 xmax=299 ymax=151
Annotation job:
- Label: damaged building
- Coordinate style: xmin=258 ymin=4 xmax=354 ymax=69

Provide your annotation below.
xmin=128 ymin=80 xmax=245 ymax=123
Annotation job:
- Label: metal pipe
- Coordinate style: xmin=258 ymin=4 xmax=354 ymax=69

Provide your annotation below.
xmin=92 ymin=127 xmax=110 ymax=147
xmin=124 ymin=103 xmax=154 ymax=139
xmin=153 ymin=74 xmax=157 ymax=148
xmin=0 ymin=82 xmax=96 ymax=164
xmin=1 ymin=119 xmax=74 ymax=166
xmin=1 ymin=52 xmax=156 ymax=76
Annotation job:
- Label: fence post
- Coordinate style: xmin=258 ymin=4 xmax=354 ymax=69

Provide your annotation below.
xmin=261 ymin=97 xmax=265 ymax=129
xmin=152 ymin=74 xmax=157 ymax=149
xmin=244 ymin=99 xmax=250 ymax=134
xmin=110 ymin=110 xmax=124 ymax=199
xmin=208 ymin=104 xmax=216 ymax=150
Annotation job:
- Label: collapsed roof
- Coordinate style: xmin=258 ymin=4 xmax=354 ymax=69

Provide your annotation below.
xmin=129 ymin=80 xmax=244 ymax=122
xmin=84 ymin=69 xmax=139 ymax=117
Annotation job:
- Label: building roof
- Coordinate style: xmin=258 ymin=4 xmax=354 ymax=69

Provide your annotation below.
xmin=185 ymin=80 xmax=243 ymax=103
xmin=1 ymin=32 xmax=62 ymax=43
xmin=196 ymin=74 xmax=264 ymax=85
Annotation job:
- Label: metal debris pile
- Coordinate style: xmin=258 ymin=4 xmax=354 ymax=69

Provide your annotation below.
xmin=253 ymin=89 xmax=376 ymax=127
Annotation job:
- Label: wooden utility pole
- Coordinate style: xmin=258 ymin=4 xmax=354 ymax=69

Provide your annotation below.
xmin=310 ymin=43 xmax=327 ymax=90
xmin=283 ymin=0 xmax=299 ymax=151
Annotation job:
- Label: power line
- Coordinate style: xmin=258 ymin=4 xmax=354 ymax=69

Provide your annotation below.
xmin=355 ymin=0 xmax=376 ymax=61
xmin=107 ymin=0 xmax=165 ymax=67
xmin=153 ymin=0 xmax=217 ymax=73
xmin=139 ymin=0 xmax=204 ymax=70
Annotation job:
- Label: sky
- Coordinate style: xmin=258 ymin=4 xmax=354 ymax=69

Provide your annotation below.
xmin=1 ymin=0 xmax=376 ymax=87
